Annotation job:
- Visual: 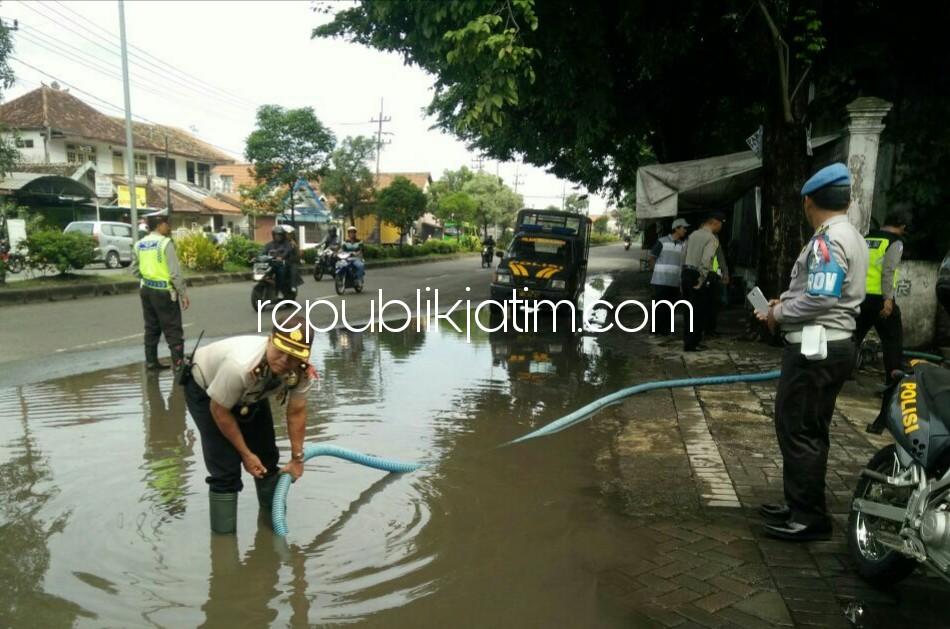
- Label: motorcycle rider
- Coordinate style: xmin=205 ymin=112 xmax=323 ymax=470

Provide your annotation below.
xmin=341 ymin=225 xmax=365 ymax=282
xmin=317 ymin=225 xmax=340 ymax=275
xmin=262 ymin=225 xmax=295 ymax=298
xmin=482 ymin=234 xmax=495 ymax=263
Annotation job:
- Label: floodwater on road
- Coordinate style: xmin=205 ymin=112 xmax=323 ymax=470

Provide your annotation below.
xmin=0 ymin=281 xmax=666 ymax=628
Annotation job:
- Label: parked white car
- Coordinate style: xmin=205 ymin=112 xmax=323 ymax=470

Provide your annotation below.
xmin=63 ymin=220 xmax=134 ymax=268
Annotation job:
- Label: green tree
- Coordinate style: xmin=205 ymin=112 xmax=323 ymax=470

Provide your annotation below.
xmin=321 ymin=135 xmax=377 ymax=227
xmin=431 ymin=190 xmax=477 ymax=230
xmin=462 ymin=171 xmax=522 ymax=238
xmin=314 ymin=0 xmax=950 ymax=291
xmin=0 ymin=19 xmax=18 ymax=177
xmin=612 ymin=196 xmax=637 ymax=237
xmin=376 ymin=176 xmax=427 ymax=247
xmin=593 ymin=215 xmax=609 ymax=234
xmin=243 ymin=105 xmax=336 ymax=219
xmin=563 ymin=193 xmax=588 ymax=215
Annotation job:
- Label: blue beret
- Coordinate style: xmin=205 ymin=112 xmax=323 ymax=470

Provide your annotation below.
xmin=801 ymin=163 xmax=851 ymax=196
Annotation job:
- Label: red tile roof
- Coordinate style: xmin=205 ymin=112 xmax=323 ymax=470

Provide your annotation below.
xmin=0 ymin=87 xmax=235 ymax=163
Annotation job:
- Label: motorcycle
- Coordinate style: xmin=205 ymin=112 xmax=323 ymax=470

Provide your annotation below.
xmin=312 ymin=245 xmax=337 ymax=281
xmin=334 ymin=251 xmax=364 ymax=295
xmin=1 ymin=246 xmax=24 ymax=274
xmin=481 ymin=244 xmax=494 ymax=268
xmin=847 ymin=360 xmax=950 ymax=586
xmin=623 ymin=236 xmax=632 ymax=251
xmin=250 ymin=253 xmax=296 ymax=310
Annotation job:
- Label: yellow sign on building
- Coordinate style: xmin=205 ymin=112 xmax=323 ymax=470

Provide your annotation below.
xmin=116 ymin=185 xmax=148 ymax=209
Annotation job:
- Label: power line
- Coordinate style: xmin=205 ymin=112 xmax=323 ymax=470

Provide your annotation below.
xmin=13 ymin=1 xmax=257 ymax=113
xmin=13 ymin=28 xmax=245 ymax=121
xmin=48 ymin=0 xmax=259 ymax=110
xmin=7 ymin=56 xmax=244 ymax=159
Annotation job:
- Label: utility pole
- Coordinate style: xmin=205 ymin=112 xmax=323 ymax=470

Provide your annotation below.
xmin=512 ymin=162 xmax=525 ymax=193
xmin=164 ymin=135 xmax=172 ymax=220
xmin=117 ymin=1 xmax=138 ymax=241
xmin=471 ymin=154 xmax=485 ymax=171
xmin=560 ymin=181 xmax=567 ymax=210
xmin=369 ymin=97 xmax=392 ymax=242
xmin=370 ymin=97 xmax=392 ymax=181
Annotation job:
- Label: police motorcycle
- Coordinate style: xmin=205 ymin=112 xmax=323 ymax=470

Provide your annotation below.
xmin=250 ymin=252 xmax=296 ymax=310
xmin=312 ymin=245 xmax=338 ymax=281
xmin=334 ymin=251 xmax=364 ymax=295
xmin=623 ymin=235 xmax=632 ymax=251
xmin=848 ymin=360 xmax=950 ymax=586
xmin=481 ymin=243 xmax=495 ymax=268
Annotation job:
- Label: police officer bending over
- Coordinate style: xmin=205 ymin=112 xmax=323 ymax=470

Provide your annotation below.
xmin=756 ymin=163 xmax=869 ymax=541
xmin=131 ymin=213 xmax=190 ymax=372
xmin=183 ymin=314 xmax=313 ymax=534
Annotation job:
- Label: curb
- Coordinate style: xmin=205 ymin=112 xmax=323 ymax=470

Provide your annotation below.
xmin=0 ymin=253 xmax=479 ymax=307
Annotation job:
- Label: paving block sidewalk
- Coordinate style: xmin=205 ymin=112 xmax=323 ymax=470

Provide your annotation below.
xmin=596 ymin=269 xmax=948 ymax=628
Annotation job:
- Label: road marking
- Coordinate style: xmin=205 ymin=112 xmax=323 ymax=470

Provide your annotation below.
xmin=673 ymin=387 xmax=742 ymax=508
xmin=55 ymin=323 xmax=193 ymax=353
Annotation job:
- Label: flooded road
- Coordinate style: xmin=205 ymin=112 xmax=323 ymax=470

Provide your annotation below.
xmin=0 ymin=281 xmax=659 ymax=627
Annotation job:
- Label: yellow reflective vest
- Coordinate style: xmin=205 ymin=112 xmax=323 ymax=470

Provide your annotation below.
xmin=135 ymin=232 xmax=172 ymax=290
xmin=864 ymin=230 xmax=898 ymax=296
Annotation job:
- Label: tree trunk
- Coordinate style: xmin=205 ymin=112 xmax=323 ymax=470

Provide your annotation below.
xmin=756 ymin=96 xmax=810 ymax=299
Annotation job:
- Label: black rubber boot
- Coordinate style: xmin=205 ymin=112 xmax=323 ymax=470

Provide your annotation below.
xmin=169 ymin=344 xmax=186 ymax=383
xmin=145 ymin=345 xmax=169 ymax=370
xmin=254 ymin=475 xmax=280 ymax=512
xmin=209 ymin=491 xmax=238 ymax=535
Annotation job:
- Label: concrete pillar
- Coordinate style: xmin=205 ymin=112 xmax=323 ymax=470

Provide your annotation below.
xmin=896 ymin=260 xmax=939 ymax=348
xmin=843 ymin=97 xmax=892 ymax=234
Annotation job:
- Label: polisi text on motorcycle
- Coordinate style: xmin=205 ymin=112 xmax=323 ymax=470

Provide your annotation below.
xmin=900 ymin=381 xmax=918 ymax=434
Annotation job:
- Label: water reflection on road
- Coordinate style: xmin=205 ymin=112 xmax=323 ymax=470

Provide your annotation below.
xmin=0 ymin=284 xmax=659 ymax=627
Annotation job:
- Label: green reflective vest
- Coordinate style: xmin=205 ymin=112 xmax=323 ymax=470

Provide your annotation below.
xmin=135 ymin=232 xmax=172 ymax=290
xmin=864 ymin=231 xmax=898 ymax=296
xmin=711 ymin=244 xmax=720 ymax=273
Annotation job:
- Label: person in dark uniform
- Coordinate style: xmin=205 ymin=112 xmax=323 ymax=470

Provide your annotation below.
xmin=853 ymin=213 xmax=908 ymax=385
xmin=680 ymin=212 xmax=725 ymax=351
xmin=131 ymin=213 xmax=190 ymax=372
xmin=183 ymin=314 xmax=314 ymax=534
xmin=756 ymin=163 xmax=869 ymax=541
xmin=262 ymin=225 xmax=295 ymax=298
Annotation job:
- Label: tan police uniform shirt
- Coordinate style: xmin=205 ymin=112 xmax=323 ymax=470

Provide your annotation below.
xmin=773 ymin=214 xmax=869 ymax=333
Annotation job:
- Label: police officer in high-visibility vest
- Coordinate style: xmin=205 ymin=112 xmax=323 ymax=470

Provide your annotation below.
xmin=131 ymin=213 xmax=190 ymax=372
xmin=755 ymin=163 xmax=869 ymax=541
xmin=853 ymin=213 xmax=908 ymax=385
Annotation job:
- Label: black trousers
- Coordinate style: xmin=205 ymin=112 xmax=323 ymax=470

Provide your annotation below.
xmin=681 ymin=268 xmax=707 ymax=350
xmin=704 ymin=274 xmax=722 ymax=335
xmin=774 ymin=339 xmax=855 ymax=526
xmin=853 ymin=295 xmax=904 ymax=384
xmin=184 ymin=379 xmax=279 ymax=494
xmin=651 ymin=285 xmax=680 ymax=335
xmin=140 ymin=286 xmax=184 ymax=349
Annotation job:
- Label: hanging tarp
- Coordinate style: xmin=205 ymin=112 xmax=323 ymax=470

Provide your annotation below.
xmin=635 ymin=151 xmax=761 ymax=219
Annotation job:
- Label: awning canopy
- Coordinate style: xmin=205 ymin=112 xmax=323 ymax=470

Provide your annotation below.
xmin=0 ymin=172 xmax=95 ymax=201
xmin=635 ymin=151 xmax=761 ymax=219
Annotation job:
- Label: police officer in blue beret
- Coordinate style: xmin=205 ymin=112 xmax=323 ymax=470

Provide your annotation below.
xmin=755 ymin=163 xmax=869 ymax=541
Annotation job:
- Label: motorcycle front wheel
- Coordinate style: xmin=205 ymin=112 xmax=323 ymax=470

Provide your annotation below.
xmin=334 ymin=274 xmax=346 ymax=295
xmin=7 ymin=255 xmax=24 ymax=274
xmin=251 ymin=283 xmax=278 ymax=311
xmin=847 ymin=444 xmax=917 ymax=586
xmin=354 ymin=278 xmax=364 ymax=293
xmin=314 ymin=264 xmax=324 ymax=282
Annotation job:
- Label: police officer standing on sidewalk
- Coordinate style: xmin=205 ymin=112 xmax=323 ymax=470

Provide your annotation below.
xmin=131 ymin=213 xmax=189 ymax=372
xmin=756 ymin=163 xmax=869 ymax=541
xmin=680 ymin=212 xmax=725 ymax=351
xmin=853 ymin=213 xmax=908 ymax=385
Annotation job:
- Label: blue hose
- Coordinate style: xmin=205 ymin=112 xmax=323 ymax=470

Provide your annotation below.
xmin=272 ymin=370 xmax=782 ymax=536
xmin=272 ymin=444 xmax=426 ymax=537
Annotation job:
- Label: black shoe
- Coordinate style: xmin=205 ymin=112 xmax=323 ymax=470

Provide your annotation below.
xmin=758 ymin=503 xmax=791 ymax=521
xmin=684 ymin=345 xmax=709 ymax=352
xmin=762 ymin=520 xmax=832 ymax=542
xmin=146 ymin=362 xmax=170 ymax=371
